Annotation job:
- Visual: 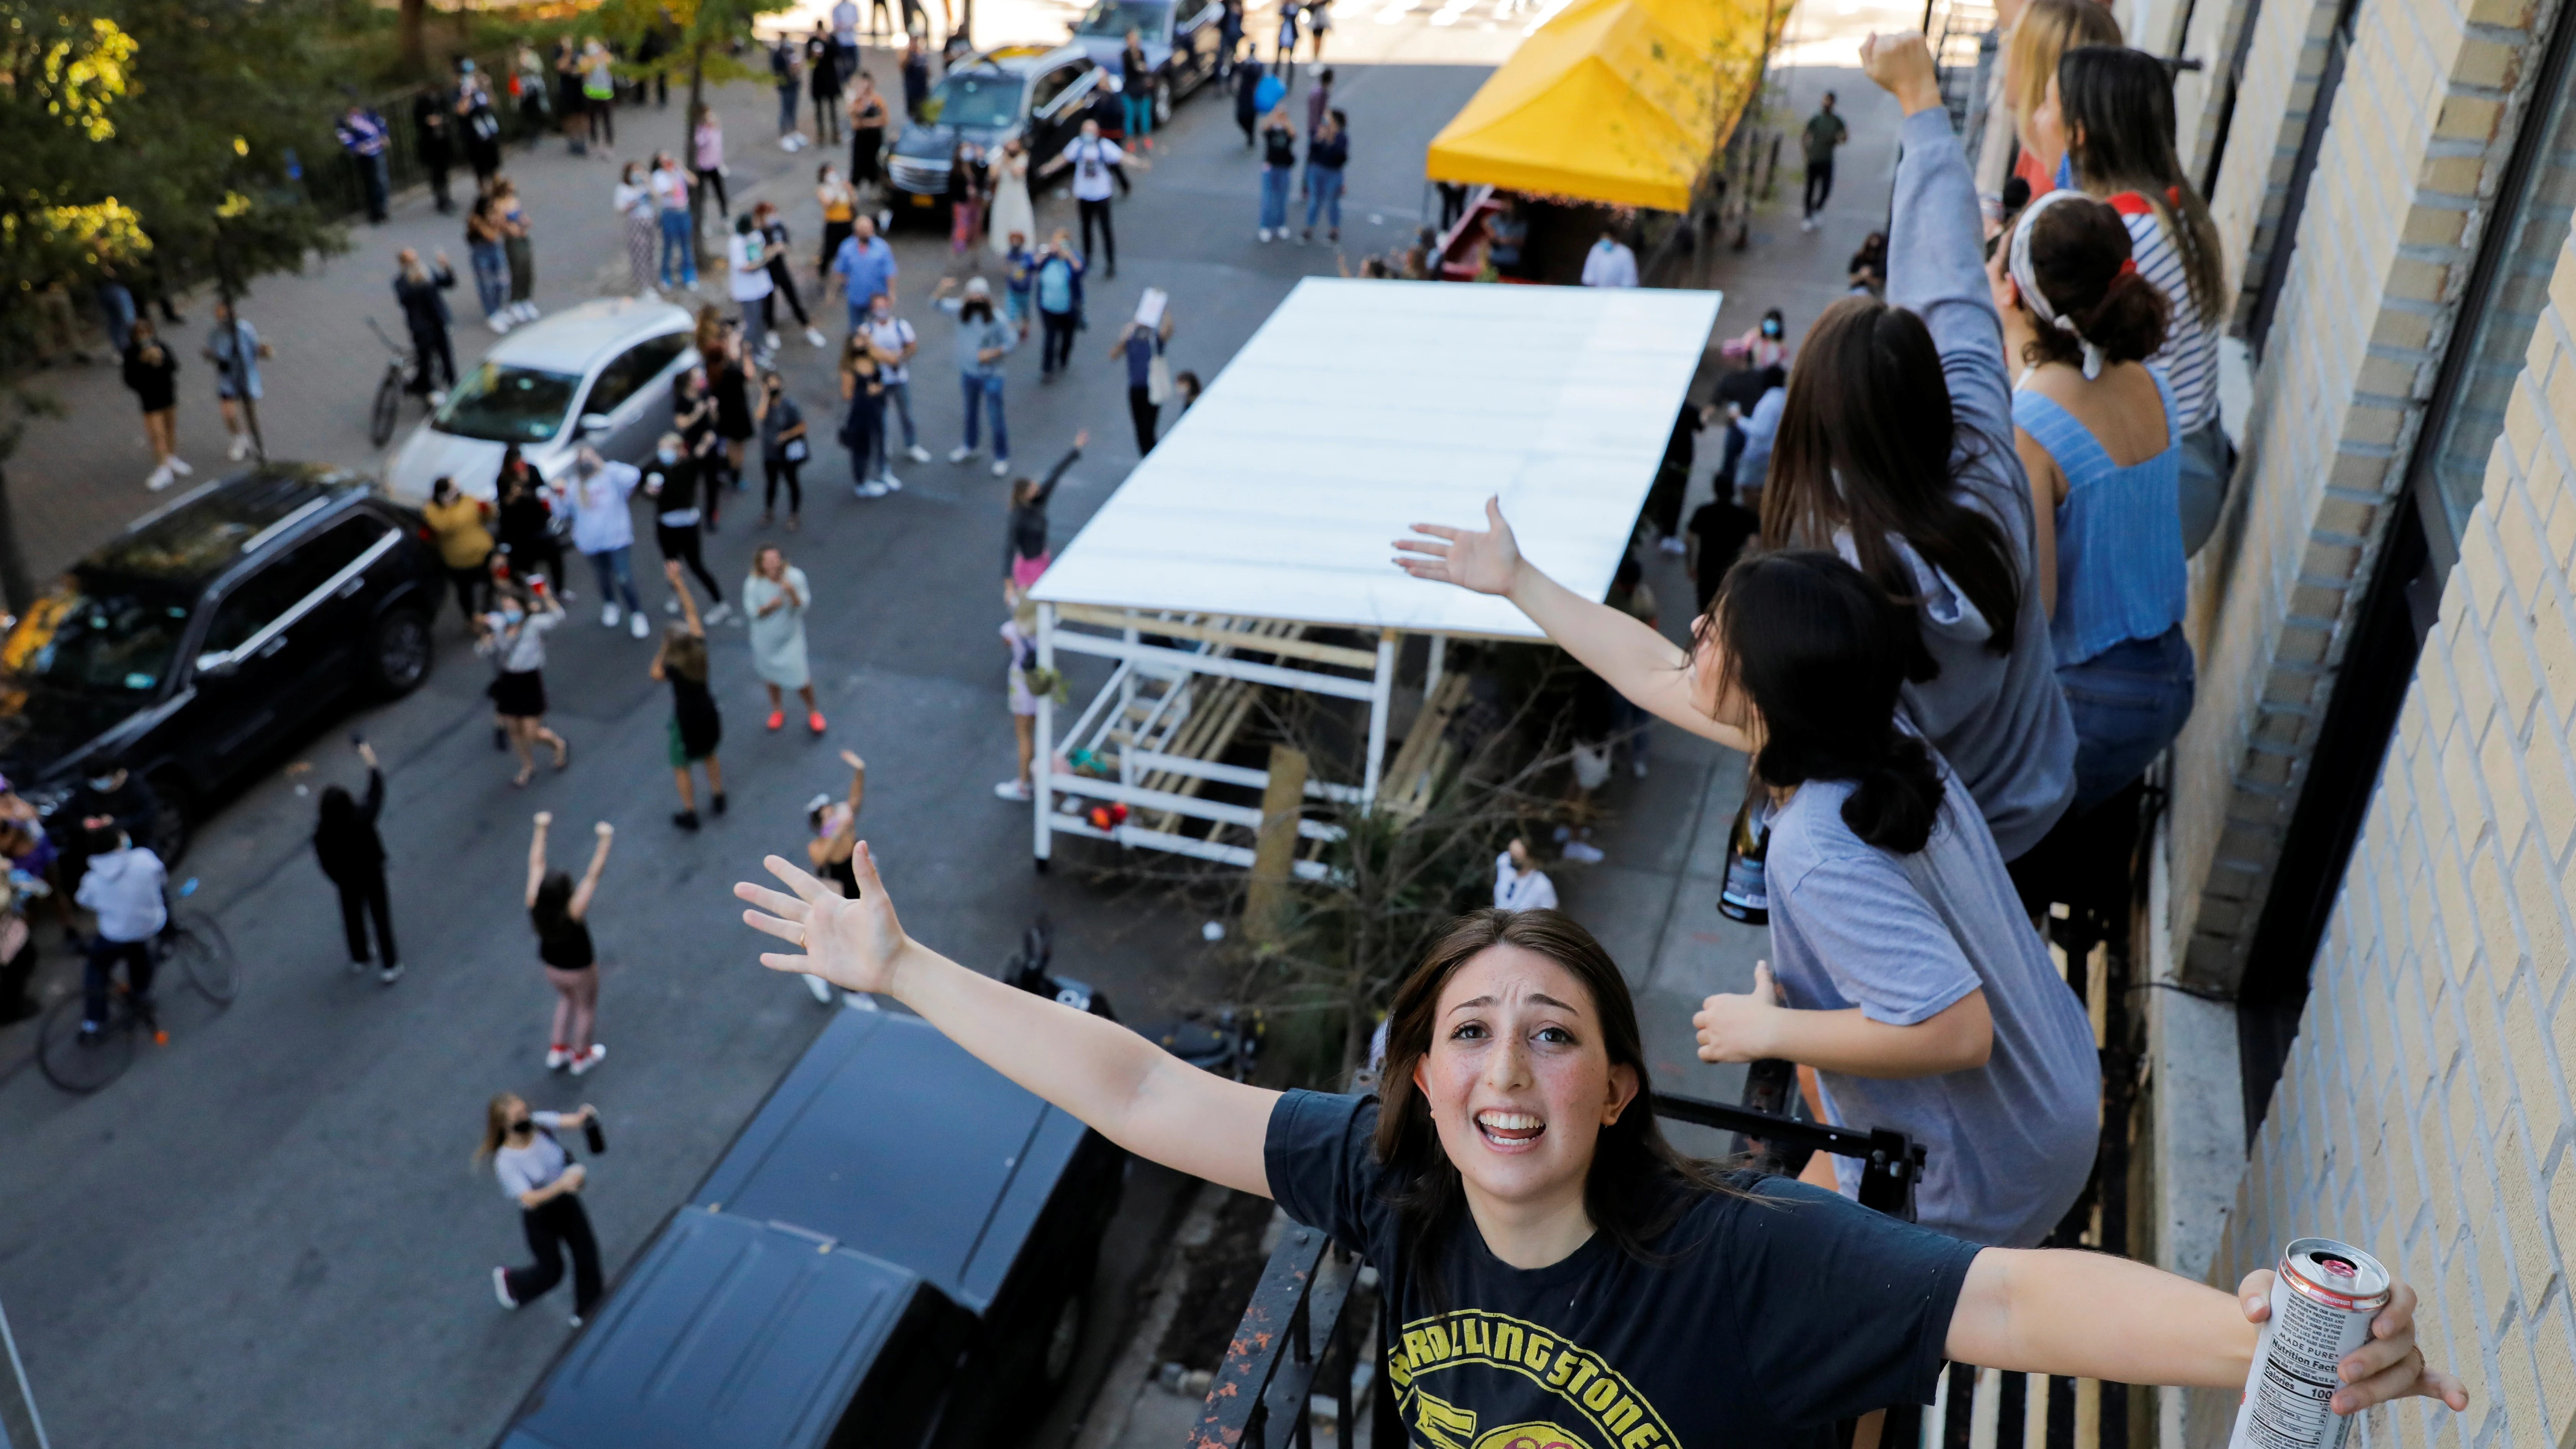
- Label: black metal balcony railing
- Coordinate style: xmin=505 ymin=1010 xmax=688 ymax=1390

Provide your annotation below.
xmin=1188 ymin=1092 xmax=1924 ymax=1449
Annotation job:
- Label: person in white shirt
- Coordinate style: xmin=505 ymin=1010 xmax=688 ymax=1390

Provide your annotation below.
xmin=480 ymin=1094 xmax=605 ymax=1325
xmin=1581 ymin=228 xmax=1639 ymax=288
xmin=727 ymin=213 xmax=776 ymax=347
xmin=559 ymin=448 xmax=649 ymax=636
xmin=75 ymin=822 xmax=167 ymax=1038
xmin=1036 ymin=119 xmax=1149 ymax=280
xmin=865 ymin=292 xmax=931 ymax=463
xmin=1493 ymin=837 xmax=1560 ymax=912
xmin=649 ymin=152 xmax=696 ymax=289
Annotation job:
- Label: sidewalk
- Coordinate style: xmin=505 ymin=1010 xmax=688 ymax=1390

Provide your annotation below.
xmin=1554 ymin=55 xmax=1908 ymax=1150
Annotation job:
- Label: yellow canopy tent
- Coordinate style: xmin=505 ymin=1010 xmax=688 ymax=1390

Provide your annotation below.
xmin=1425 ymin=0 xmax=1778 ymax=214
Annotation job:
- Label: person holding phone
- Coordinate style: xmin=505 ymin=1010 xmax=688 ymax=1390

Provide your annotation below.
xmin=479 ymin=1094 xmax=603 ymax=1324
xmin=315 ymin=739 xmax=400 ymax=984
xmin=480 ymin=575 xmax=571 ymax=788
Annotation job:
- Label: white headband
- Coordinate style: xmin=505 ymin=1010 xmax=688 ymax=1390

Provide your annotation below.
xmin=2008 ymin=189 xmax=2108 ymax=381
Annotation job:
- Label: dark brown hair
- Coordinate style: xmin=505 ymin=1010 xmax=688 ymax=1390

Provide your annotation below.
xmin=2012 ymin=195 xmax=2170 ymax=369
xmin=2059 ymin=45 xmax=2229 ymax=322
xmin=1373 ymin=910 xmax=1735 ymax=1287
xmin=1759 ymin=297 xmax=2023 ymax=679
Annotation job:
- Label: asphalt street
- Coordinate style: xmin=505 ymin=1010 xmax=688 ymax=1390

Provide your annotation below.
xmin=0 ymin=44 xmax=1495 ymax=1449
xmin=0 ymin=0 xmax=1912 ymax=1437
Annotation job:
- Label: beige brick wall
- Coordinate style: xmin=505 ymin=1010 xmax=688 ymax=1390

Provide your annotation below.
xmin=2166 ymin=0 xmax=2545 ymax=992
xmin=2190 ymin=233 xmax=2576 ymax=1448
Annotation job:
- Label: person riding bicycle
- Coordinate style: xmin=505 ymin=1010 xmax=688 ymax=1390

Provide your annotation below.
xmin=74 ymin=821 xmax=167 ymax=1042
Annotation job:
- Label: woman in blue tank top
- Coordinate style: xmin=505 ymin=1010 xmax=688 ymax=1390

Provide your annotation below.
xmin=1990 ymin=189 xmax=2191 ymax=815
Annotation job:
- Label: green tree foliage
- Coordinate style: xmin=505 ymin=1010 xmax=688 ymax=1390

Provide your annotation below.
xmin=2 ymin=0 xmax=344 ymax=362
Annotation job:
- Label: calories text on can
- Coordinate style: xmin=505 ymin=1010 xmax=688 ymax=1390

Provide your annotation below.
xmin=2227 ymin=1238 xmax=2393 ymax=1449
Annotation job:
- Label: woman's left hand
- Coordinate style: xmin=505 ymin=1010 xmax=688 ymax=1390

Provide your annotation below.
xmin=1694 ymin=962 xmax=1786 ymax=1062
xmin=2239 ymin=1271 xmax=2470 ymax=1416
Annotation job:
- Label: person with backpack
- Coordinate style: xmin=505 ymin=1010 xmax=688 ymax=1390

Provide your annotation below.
xmin=524 ymin=812 xmax=612 ymax=1073
xmin=315 ymin=738 xmax=401 ymax=986
xmin=480 ymin=1094 xmax=605 ymax=1325
xmin=1036 ymin=119 xmax=1147 ymax=280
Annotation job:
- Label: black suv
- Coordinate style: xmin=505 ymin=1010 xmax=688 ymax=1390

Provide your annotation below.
xmin=495 ymin=1006 xmax=1127 ymax=1449
xmin=0 ymin=466 xmax=443 ymax=857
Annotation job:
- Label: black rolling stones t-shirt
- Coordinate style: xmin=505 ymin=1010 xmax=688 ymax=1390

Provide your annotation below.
xmin=1265 ymin=1091 xmax=1980 ymax=1448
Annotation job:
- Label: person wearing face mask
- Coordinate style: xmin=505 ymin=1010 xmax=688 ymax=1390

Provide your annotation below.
xmin=1580 ymin=225 xmax=1638 ymax=288
xmin=642 ymin=431 xmax=732 ymax=623
xmin=481 ymin=576 xmax=572 ymax=787
xmin=755 ymin=371 xmax=810 ymax=528
xmin=1035 ymin=118 xmax=1148 ymax=279
xmin=932 ymin=276 xmax=1017 ymax=477
xmin=1722 ymin=306 xmax=1788 ymax=370
xmin=479 ymin=1093 xmax=605 ymax=1325
xmin=864 ymin=292 xmax=928 ymax=465
xmin=733 ymin=768 xmax=2469 ymax=1449
xmin=560 ymin=448 xmax=650 ymax=637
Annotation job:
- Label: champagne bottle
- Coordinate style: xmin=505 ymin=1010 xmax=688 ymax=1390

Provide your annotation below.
xmin=1715 ymin=790 xmax=1770 ymax=926
xmin=583 ymin=1113 xmax=606 ymax=1155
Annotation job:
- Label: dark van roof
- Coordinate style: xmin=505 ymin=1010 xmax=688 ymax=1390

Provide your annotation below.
xmin=84 ymin=465 xmax=377 ymax=591
xmin=690 ymin=1009 xmax=1095 ymax=1313
xmin=495 ymin=1208 xmax=937 ymax=1449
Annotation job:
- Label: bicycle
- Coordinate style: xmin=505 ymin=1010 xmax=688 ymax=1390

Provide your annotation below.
xmin=368 ymin=317 xmax=422 ymax=449
xmin=36 ymin=906 xmax=238 ymax=1094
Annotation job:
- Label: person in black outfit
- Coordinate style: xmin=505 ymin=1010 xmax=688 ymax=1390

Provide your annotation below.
xmin=808 ymin=26 xmax=844 ymax=145
xmin=642 ymin=433 xmax=732 ymax=623
xmin=900 ymin=35 xmax=931 ymax=123
xmin=493 ymin=446 xmax=566 ymax=591
xmin=1644 ymin=398 xmax=1711 ymax=552
xmin=1685 ymin=489 xmax=1760 ymax=617
xmin=481 ymin=1096 xmax=605 ymax=1324
xmin=392 ymin=248 xmax=459 ymax=399
xmin=1234 ymin=58 xmax=1264 ymax=146
xmin=414 ymin=84 xmax=457 ymax=214
xmin=753 ymin=202 xmax=820 ymax=343
xmin=1002 ymin=434 xmax=1088 ymax=588
xmin=652 ymin=565 xmax=726 ymax=830
xmin=316 ymin=739 xmax=401 ymax=985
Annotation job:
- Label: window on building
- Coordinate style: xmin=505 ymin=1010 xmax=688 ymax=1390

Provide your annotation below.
xmin=2406 ymin=20 xmax=2576 ymax=564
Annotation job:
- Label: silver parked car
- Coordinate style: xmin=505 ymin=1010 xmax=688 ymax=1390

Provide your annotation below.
xmin=384 ymin=297 xmax=698 ymax=501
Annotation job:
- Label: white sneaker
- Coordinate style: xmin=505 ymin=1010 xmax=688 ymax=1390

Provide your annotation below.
xmin=1658 ymin=535 xmax=1687 ymax=555
xmin=766 ymin=330 xmax=784 ymax=353
xmin=1562 ymin=840 xmax=1606 ymax=864
xmin=569 ymin=1043 xmax=607 ymax=1076
xmin=545 ymin=1044 xmax=572 ymax=1069
xmin=806 ymin=327 xmax=828 ymax=347
xmin=227 ymin=433 xmax=252 ymax=462
xmin=805 ymin=973 xmax=833 ymax=1003
xmin=877 ymin=472 xmax=903 ymax=492
xmin=380 ymin=963 xmax=404 ymax=984
xmin=1257 ymin=227 xmax=1272 ymax=242
xmin=704 ymin=600 xmax=736 ymax=626
xmin=488 ymin=312 xmax=514 ymax=334
xmin=1632 ymin=759 xmax=1649 ymax=779
xmin=146 ymin=462 xmax=174 ymax=491
xmin=994 ymin=779 xmax=1033 ymax=801
xmin=991 ymin=458 xmax=1010 ymax=476
xmin=856 ymin=479 xmax=890 ymax=498
xmin=1799 ymin=217 xmax=1816 ymax=233
xmin=427 ymin=389 xmax=448 ymax=407
xmin=905 ymin=444 xmax=932 ymax=463
xmin=520 ymin=301 xmax=542 ymax=322
xmin=629 ymin=611 xmax=650 ymax=639
xmin=948 ymin=445 xmax=976 ymax=464
xmin=494 ymin=1267 xmax=520 ymax=1309
xmin=601 ymin=603 xmax=622 ymax=628
xmin=664 ymin=597 xmax=681 ymax=616
xmin=169 ymin=455 xmax=193 ymax=476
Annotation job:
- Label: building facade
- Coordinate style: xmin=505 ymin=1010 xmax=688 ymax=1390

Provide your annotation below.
xmin=2098 ymin=0 xmax=2576 ymax=1433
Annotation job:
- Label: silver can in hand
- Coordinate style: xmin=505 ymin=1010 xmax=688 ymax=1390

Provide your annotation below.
xmin=2228 ymin=1238 xmax=2392 ymax=1449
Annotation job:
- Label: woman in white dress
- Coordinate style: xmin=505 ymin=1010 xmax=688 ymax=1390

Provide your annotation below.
xmin=613 ymin=161 xmax=657 ymax=297
xmin=744 ymin=544 xmax=821 ymax=734
xmin=986 ymin=136 xmax=1036 ymax=259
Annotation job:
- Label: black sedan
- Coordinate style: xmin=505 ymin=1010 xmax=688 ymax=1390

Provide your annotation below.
xmin=0 ymin=465 xmax=445 ymax=859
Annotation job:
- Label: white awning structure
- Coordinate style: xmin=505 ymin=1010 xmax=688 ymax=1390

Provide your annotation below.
xmin=1023 ymin=277 xmax=1722 ymax=873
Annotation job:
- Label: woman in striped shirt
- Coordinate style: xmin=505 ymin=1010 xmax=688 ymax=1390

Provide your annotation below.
xmin=2043 ymin=44 xmax=2234 ymax=553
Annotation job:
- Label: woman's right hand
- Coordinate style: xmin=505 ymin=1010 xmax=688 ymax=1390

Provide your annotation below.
xmin=1393 ymin=495 xmax=1524 ymax=597
xmin=736 ymin=844 xmax=908 ymax=996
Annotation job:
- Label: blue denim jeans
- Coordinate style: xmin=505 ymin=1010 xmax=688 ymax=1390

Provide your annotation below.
xmin=470 ymin=242 xmax=509 ymax=318
xmin=2058 ymin=624 xmax=2195 ymax=813
xmin=1123 ymin=90 xmax=1154 ymax=139
xmin=1259 ymin=166 xmax=1292 ymax=230
xmin=584 ymin=545 xmax=642 ymax=613
xmin=658 ymin=209 xmax=697 ymax=287
xmin=882 ymin=378 xmax=918 ymax=448
xmin=1304 ymin=166 xmax=1343 ymax=232
xmin=961 ymin=372 xmax=1008 ymax=459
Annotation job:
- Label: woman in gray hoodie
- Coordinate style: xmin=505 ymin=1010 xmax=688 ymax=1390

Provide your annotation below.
xmin=1394 ymin=41 xmax=2075 ymax=874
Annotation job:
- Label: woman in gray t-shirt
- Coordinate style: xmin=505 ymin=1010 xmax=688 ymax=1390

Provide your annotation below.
xmin=1687 ymin=550 xmax=2098 ymax=1246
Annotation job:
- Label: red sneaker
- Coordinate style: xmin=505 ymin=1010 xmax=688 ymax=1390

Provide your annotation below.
xmin=807 ymin=710 xmax=827 ymax=734
xmin=766 ymin=709 xmax=785 ymax=731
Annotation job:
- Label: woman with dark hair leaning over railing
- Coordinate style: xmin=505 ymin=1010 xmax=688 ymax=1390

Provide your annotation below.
xmin=731 ymin=795 xmax=2464 ymax=1447
xmin=1397 ymin=30 xmax=2075 ymax=893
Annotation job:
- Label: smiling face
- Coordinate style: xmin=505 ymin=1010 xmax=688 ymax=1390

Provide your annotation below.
xmin=1410 ymin=944 xmax=1637 ymax=1213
